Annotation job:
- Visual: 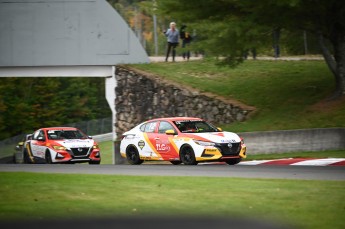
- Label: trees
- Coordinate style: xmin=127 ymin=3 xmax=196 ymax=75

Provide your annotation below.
xmin=0 ymin=78 xmax=111 ymax=140
xmin=158 ymin=0 xmax=345 ymax=99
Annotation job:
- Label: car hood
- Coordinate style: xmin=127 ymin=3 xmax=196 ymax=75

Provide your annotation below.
xmin=55 ymin=139 xmax=94 ymax=148
xmin=183 ymin=132 xmax=241 ymax=143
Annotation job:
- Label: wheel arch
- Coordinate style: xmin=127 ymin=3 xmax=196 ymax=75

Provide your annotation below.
xmin=45 ymin=148 xmax=54 ymax=163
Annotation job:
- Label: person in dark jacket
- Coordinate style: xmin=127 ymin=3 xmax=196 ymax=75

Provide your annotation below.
xmin=180 ymin=25 xmax=192 ymax=60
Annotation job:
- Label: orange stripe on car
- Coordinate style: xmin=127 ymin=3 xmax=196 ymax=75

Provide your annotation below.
xmin=168 ymin=136 xmax=180 ymax=155
xmin=143 ymin=133 xmax=162 ymax=159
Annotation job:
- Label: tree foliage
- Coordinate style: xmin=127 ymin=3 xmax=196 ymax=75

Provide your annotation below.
xmin=0 ymin=78 xmax=111 ymax=139
xmin=158 ymin=0 xmax=345 ymax=98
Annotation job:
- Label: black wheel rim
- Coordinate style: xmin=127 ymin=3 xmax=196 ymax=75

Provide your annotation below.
xmin=129 ymin=150 xmax=137 ymax=161
xmin=181 ymin=147 xmax=196 ymax=165
xmin=127 ymin=148 xmax=140 ymax=164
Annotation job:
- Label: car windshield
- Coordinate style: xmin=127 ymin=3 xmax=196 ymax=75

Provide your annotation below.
xmin=47 ymin=130 xmax=88 ymax=140
xmin=173 ymin=120 xmax=220 ymax=133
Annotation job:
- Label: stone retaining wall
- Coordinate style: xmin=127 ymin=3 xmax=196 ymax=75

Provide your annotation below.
xmin=114 ymin=66 xmax=255 ymax=137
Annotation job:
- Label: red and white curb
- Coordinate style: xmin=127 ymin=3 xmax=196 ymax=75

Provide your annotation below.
xmin=239 ymin=158 xmax=345 ymax=166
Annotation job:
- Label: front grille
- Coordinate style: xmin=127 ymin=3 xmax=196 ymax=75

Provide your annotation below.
xmin=70 ymin=147 xmax=90 ymax=157
xmin=215 ymin=143 xmax=241 ymax=156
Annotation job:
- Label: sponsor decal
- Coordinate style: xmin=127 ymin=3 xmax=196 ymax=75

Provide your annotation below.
xmin=138 ymin=140 xmax=145 ymax=150
xmin=156 ymin=143 xmax=170 ymax=152
xmin=220 ymin=139 xmax=237 ymax=143
xmin=206 ymin=149 xmax=217 ymax=152
xmin=156 ymin=139 xmax=170 ymax=152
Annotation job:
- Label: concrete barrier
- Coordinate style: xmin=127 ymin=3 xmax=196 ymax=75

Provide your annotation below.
xmin=240 ymin=128 xmax=345 ymax=154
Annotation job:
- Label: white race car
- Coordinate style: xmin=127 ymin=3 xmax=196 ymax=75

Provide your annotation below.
xmin=23 ymin=127 xmax=101 ymax=164
xmin=120 ymin=117 xmax=246 ymax=165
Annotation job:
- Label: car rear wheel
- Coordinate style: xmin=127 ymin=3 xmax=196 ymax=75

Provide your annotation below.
xmin=45 ymin=150 xmax=53 ymax=164
xmin=170 ymin=160 xmax=182 ymax=165
xmin=180 ymin=145 xmax=198 ymax=165
xmin=225 ymin=158 xmax=242 ymax=165
xmin=126 ymin=146 xmax=143 ymax=165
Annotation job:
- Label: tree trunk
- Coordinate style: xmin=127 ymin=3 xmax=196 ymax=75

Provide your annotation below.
xmin=319 ymin=32 xmax=345 ymax=99
xmin=333 ymin=30 xmax=345 ymax=98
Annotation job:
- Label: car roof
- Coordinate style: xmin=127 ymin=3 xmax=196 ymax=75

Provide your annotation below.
xmin=40 ymin=127 xmax=79 ymax=131
xmin=147 ymin=117 xmax=204 ymax=122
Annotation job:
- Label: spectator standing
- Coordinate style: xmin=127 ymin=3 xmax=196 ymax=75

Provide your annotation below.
xmin=164 ymin=22 xmax=179 ymax=62
xmin=180 ymin=25 xmax=193 ymax=60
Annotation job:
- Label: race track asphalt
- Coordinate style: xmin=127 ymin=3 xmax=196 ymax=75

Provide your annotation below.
xmin=0 ymin=163 xmax=344 ymax=180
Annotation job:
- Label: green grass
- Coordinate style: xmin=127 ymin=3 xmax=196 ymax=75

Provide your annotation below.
xmin=0 ymin=172 xmax=344 ymax=229
xmin=99 ymin=141 xmax=114 ymax=164
xmin=130 ymin=59 xmax=345 ymax=132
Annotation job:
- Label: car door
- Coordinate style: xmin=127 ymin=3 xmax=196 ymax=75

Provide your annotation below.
xmin=29 ymin=129 xmax=47 ymax=160
xmin=158 ymin=121 xmax=180 ymax=160
xmin=140 ymin=121 xmax=159 ymax=158
xmin=148 ymin=121 xmax=179 ymax=160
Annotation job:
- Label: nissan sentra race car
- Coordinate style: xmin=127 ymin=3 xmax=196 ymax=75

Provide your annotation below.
xmin=23 ymin=127 xmax=101 ymax=164
xmin=120 ymin=117 xmax=246 ymax=165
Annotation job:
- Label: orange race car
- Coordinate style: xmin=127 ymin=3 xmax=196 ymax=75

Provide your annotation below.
xmin=23 ymin=127 xmax=100 ymax=164
xmin=120 ymin=117 xmax=246 ymax=165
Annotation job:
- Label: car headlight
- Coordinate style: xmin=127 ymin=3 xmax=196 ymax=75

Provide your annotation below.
xmin=52 ymin=145 xmax=66 ymax=150
xmin=93 ymin=144 xmax=99 ymax=149
xmin=193 ymin=140 xmax=215 ymax=146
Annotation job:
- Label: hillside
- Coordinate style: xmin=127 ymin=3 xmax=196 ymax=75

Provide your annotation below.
xmin=130 ymin=58 xmax=345 ymax=133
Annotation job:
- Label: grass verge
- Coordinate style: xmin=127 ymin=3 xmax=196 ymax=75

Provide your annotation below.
xmin=0 ymin=172 xmax=344 ymax=229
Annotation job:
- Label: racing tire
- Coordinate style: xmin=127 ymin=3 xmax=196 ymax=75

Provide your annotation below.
xmin=45 ymin=150 xmax=53 ymax=164
xmin=89 ymin=160 xmax=101 ymax=165
xmin=126 ymin=146 xmax=143 ymax=165
xmin=170 ymin=160 xmax=182 ymax=165
xmin=225 ymin=158 xmax=242 ymax=165
xmin=180 ymin=145 xmax=198 ymax=165
xmin=23 ymin=149 xmax=31 ymax=164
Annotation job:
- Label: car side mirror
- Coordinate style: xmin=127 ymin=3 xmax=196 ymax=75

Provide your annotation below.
xmin=37 ymin=136 xmax=45 ymax=141
xmin=217 ymin=127 xmax=223 ymax=131
xmin=165 ymin=129 xmax=176 ymax=135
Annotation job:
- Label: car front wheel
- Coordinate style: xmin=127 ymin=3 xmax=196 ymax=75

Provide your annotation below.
xmin=89 ymin=160 xmax=101 ymax=165
xmin=180 ymin=145 xmax=198 ymax=165
xmin=23 ymin=149 xmax=31 ymax=164
xmin=126 ymin=146 xmax=143 ymax=165
xmin=45 ymin=150 xmax=53 ymax=164
xmin=225 ymin=158 xmax=242 ymax=165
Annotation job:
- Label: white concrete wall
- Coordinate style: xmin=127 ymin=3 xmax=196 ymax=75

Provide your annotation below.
xmin=240 ymin=128 xmax=345 ymax=154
